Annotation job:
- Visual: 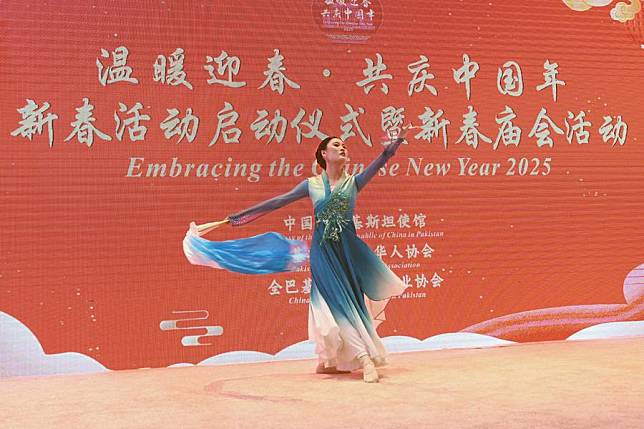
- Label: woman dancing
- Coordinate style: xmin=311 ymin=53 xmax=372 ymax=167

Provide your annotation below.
xmin=188 ymin=126 xmax=411 ymax=383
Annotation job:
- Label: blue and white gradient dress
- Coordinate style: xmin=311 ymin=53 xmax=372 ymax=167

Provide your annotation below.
xmin=184 ymin=139 xmax=407 ymax=371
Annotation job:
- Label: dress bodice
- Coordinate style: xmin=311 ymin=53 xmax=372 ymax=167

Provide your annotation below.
xmin=307 ymin=171 xmax=357 ymax=217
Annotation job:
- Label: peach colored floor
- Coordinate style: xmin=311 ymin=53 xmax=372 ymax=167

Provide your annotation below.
xmin=1 ymin=338 xmax=643 ymax=429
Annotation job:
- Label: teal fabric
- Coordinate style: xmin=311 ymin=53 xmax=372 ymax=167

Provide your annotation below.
xmin=308 ymin=171 xmax=404 ymax=334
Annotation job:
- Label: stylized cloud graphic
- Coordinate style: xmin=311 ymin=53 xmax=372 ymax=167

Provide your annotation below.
xmin=611 ymin=0 xmax=642 ymax=22
xmin=562 ymin=0 xmax=609 ymax=11
xmin=160 ymin=310 xmax=223 ymax=347
xmin=562 ymin=0 xmax=641 ymax=22
xmin=0 ymin=311 xmax=107 ymax=378
xmin=168 ymin=334 xmax=518 ymax=367
xmin=166 ymin=319 xmax=644 ymax=369
xmin=567 ymin=320 xmax=644 ymax=339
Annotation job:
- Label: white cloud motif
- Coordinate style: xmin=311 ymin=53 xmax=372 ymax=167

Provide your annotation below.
xmin=567 ymin=321 xmax=644 ymax=340
xmin=168 ymin=326 xmax=644 ymax=368
xmin=611 ymin=0 xmax=642 ymax=22
xmin=562 ymin=0 xmax=641 ymax=22
xmin=563 ymin=0 xmax=614 ymax=11
xmin=2 ymin=310 xmax=641 ymax=377
xmin=586 ymin=0 xmax=616 ymax=6
xmin=167 ymin=333 xmax=518 ymax=368
xmin=0 ymin=311 xmax=107 ymax=378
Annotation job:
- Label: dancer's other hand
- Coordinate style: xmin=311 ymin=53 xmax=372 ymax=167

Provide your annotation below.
xmin=192 ymin=218 xmax=230 ymax=236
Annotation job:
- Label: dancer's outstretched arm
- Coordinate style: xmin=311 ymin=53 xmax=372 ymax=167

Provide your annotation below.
xmin=196 ymin=180 xmax=309 ymax=234
xmin=228 ymin=180 xmax=309 ymax=226
xmin=355 ymin=125 xmax=411 ymax=192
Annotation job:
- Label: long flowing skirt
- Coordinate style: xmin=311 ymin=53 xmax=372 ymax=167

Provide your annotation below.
xmin=308 ymin=223 xmax=407 ymax=371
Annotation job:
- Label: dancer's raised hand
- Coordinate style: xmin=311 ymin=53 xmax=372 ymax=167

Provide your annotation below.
xmin=396 ymin=123 xmax=414 ymax=141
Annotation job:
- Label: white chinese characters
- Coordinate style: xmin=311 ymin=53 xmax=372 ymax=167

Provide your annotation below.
xmin=10 ymin=99 xmax=58 ymax=148
xmin=96 ymin=46 xmax=138 ymax=86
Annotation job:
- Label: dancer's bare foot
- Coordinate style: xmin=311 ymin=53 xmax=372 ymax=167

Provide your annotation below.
xmin=358 ymin=355 xmax=379 ymax=383
xmin=315 ymin=363 xmax=350 ymax=374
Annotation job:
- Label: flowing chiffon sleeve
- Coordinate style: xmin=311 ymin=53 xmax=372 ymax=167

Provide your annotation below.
xmin=355 ymin=137 xmax=404 ymax=192
xmin=182 ymin=180 xmax=311 ymax=274
xmin=228 ymin=180 xmax=309 ymax=226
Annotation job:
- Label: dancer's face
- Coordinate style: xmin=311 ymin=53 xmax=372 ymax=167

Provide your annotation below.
xmin=322 ymin=138 xmax=348 ymax=167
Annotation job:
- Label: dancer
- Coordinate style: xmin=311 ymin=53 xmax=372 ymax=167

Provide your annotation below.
xmin=187 ymin=125 xmax=411 ymax=383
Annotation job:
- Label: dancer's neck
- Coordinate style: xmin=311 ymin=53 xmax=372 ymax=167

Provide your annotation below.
xmin=325 ymin=163 xmax=344 ymax=186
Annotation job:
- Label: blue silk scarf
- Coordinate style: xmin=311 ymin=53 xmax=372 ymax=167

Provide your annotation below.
xmin=183 ymin=223 xmax=309 ymax=274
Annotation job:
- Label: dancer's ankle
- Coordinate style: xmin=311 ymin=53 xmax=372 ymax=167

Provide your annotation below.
xmin=358 ymin=354 xmax=379 ymax=383
xmin=358 ymin=354 xmax=373 ymax=367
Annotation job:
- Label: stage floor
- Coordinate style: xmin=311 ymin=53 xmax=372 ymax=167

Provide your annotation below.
xmin=2 ymin=337 xmax=643 ymax=428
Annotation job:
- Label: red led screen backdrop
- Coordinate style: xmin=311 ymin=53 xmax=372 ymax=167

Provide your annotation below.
xmin=1 ymin=0 xmax=643 ymax=376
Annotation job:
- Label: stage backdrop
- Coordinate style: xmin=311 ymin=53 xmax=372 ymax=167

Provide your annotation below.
xmin=1 ymin=0 xmax=643 ymax=377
